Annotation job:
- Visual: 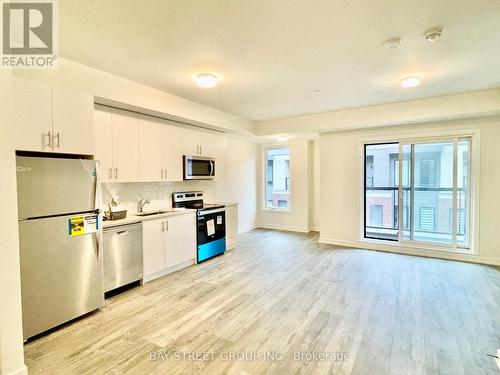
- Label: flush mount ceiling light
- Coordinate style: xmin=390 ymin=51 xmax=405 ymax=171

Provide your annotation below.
xmin=424 ymin=27 xmax=443 ymax=42
xmin=383 ymin=37 xmax=401 ymax=49
xmin=400 ymin=76 xmax=421 ymax=88
xmin=194 ymin=73 xmax=218 ymax=88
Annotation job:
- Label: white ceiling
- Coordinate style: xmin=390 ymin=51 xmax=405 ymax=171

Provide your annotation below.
xmin=59 ymin=0 xmax=500 ymax=122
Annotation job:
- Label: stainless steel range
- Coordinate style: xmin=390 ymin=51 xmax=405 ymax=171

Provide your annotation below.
xmin=172 ymin=191 xmax=226 ymax=262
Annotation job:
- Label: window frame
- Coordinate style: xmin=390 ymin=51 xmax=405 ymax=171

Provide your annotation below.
xmin=358 ymin=129 xmax=480 ymax=255
xmin=262 ymin=144 xmax=292 ymax=212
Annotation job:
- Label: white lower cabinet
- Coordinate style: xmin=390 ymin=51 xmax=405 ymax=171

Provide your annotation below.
xmin=142 ymin=219 xmax=166 ymax=277
xmin=142 ymin=212 xmax=197 ymax=283
xmin=225 ymin=204 xmax=238 ymax=250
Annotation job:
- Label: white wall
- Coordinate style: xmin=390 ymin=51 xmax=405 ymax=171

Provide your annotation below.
xmin=258 ymin=140 xmax=310 ymax=232
xmin=0 ymin=72 xmax=28 ymax=375
xmin=225 ymin=139 xmax=258 ymax=232
xmin=319 ymin=116 xmax=500 ymax=265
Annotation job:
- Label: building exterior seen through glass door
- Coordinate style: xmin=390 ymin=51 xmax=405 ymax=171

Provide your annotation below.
xmin=364 ymin=137 xmax=471 ymax=250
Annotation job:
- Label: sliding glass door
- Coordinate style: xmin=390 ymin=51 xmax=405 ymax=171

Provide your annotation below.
xmin=364 ymin=137 xmax=471 ymax=250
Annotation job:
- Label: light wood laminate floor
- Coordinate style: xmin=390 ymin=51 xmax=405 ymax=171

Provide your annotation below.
xmin=25 ymin=229 xmax=500 ymax=374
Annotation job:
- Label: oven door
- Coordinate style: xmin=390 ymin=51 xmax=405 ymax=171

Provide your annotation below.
xmin=184 ymin=155 xmax=215 ymax=180
xmin=197 ymin=208 xmax=226 ymax=262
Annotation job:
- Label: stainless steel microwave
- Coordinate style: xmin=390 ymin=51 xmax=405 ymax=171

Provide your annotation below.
xmin=183 ymin=155 xmax=215 ymax=180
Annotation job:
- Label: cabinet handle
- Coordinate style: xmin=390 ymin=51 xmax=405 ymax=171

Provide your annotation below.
xmin=114 ymin=168 xmax=118 ymax=179
xmin=108 ymin=168 xmax=112 ymax=179
xmin=161 ymin=169 xmax=164 ymax=179
xmin=165 ymin=220 xmax=168 ymax=231
xmin=161 ymin=222 xmax=165 ymax=232
xmin=164 ymin=169 xmax=167 ymax=180
xmin=43 ymin=131 xmax=52 ymax=148
xmin=200 ymin=145 xmax=202 ymax=155
xmin=55 ymin=132 xmax=60 ymax=148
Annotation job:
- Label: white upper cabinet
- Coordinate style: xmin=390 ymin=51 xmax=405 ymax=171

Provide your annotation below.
xmin=93 ymin=108 xmax=114 ymax=183
xmin=137 ymin=116 xmax=184 ymax=182
xmin=12 ymin=77 xmax=56 ymax=153
xmin=138 ymin=116 xmax=163 ymax=181
xmin=94 ymin=107 xmax=227 ymax=183
xmin=52 ymin=86 xmax=94 ymax=155
xmin=111 ymin=109 xmax=140 ymax=182
xmin=179 ymin=126 xmax=219 ymax=157
xmin=162 ymin=123 xmax=184 ymax=181
xmin=93 ymin=107 xmax=140 ymax=183
xmin=12 ymin=77 xmax=94 ymax=155
xmin=197 ymin=131 xmax=217 ymax=157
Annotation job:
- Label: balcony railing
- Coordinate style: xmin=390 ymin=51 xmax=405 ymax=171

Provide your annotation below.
xmin=365 ymin=186 xmax=466 ymax=241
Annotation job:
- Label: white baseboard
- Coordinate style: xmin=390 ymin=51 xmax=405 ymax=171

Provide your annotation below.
xmin=6 ymin=365 xmax=28 ymax=375
xmin=238 ymin=224 xmax=257 ymax=234
xmin=319 ymin=237 xmax=500 ymax=266
xmin=256 ymin=224 xmax=310 ymax=233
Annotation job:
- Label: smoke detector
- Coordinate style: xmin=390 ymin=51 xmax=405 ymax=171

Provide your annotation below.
xmin=383 ymin=38 xmax=401 ymax=49
xmin=425 ymin=27 xmax=443 ymax=42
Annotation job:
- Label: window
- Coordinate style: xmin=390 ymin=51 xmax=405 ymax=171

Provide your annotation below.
xmin=419 ymin=207 xmax=436 ymax=231
xmin=364 ymin=137 xmax=472 ymax=250
xmin=419 ymin=159 xmax=436 ymax=186
xmin=265 ymin=146 xmax=290 ymax=209
xmin=369 ymin=205 xmax=384 ymax=227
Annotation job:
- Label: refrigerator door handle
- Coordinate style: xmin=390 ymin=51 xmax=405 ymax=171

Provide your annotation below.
xmin=94 ymin=160 xmax=103 ymax=260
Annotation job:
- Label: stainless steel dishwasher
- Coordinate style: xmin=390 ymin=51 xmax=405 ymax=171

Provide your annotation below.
xmin=103 ymin=222 xmax=143 ymax=293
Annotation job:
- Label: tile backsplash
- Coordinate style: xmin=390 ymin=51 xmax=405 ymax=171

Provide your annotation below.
xmin=101 ymin=181 xmax=216 ymax=213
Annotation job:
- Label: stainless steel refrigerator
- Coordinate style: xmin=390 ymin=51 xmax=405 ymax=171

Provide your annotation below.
xmin=16 ymin=153 xmax=104 ymax=340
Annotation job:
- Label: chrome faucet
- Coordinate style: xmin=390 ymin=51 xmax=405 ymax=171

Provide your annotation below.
xmin=137 ymin=197 xmax=151 ymax=213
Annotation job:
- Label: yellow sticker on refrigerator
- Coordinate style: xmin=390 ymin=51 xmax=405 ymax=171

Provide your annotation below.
xmin=68 ymin=214 xmax=98 ymax=236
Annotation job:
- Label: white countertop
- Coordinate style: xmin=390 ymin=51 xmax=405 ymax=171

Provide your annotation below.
xmin=208 ymin=202 xmax=238 ymax=206
xmin=102 ymin=208 xmax=197 ymax=229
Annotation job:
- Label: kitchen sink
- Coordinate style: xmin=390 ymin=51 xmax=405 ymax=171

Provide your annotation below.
xmin=135 ymin=210 xmax=172 ymax=217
